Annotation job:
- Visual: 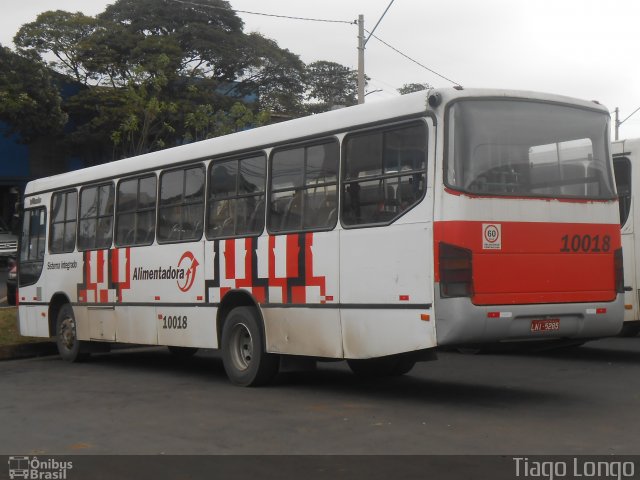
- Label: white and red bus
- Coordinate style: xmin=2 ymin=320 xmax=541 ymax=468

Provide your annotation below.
xmin=17 ymin=88 xmax=624 ymax=386
xmin=612 ymin=137 xmax=640 ymax=336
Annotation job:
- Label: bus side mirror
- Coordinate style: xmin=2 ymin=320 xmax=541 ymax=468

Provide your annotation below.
xmin=428 ymin=93 xmax=442 ymax=108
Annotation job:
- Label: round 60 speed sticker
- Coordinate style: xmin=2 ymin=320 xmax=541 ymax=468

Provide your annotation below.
xmin=482 ymin=224 xmax=501 ymax=250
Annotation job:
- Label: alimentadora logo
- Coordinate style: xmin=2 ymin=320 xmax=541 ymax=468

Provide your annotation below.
xmin=131 ymin=251 xmax=199 ymax=292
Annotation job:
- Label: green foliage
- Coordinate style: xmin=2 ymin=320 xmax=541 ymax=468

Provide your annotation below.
xmin=0 ymin=45 xmax=67 ymax=142
xmin=184 ymin=102 xmax=270 ymax=142
xmin=8 ymin=0 xmax=359 ymax=160
xmin=14 ymin=10 xmax=99 ymax=84
xmin=234 ymin=33 xmax=306 ymax=115
xmin=304 ymin=60 xmax=358 ymax=114
xmin=398 ymin=83 xmax=430 ymax=95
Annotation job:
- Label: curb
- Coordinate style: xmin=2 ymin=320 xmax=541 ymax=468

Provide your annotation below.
xmin=0 ymin=341 xmax=57 ymax=361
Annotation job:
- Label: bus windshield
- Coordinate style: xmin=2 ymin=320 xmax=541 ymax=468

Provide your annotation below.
xmin=446 ymin=99 xmax=615 ymax=199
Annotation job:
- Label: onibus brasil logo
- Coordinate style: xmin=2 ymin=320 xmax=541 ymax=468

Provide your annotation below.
xmin=131 ymin=251 xmax=199 ymax=292
xmin=8 ymin=456 xmax=73 ymax=479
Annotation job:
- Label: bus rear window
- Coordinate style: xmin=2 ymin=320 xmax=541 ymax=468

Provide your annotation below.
xmin=446 ymin=100 xmax=614 ymax=200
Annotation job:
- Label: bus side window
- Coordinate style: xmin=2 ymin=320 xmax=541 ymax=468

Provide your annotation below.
xmin=50 ymin=190 xmax=77 ymax=254
xmin=158 ymin=165 xmax=205 ymax=243
xmin=268 ymin=140 xmax=338 ymax=234
xmin=19 ymin=207 xmax=47 ymax=286
xmin=78 ymin=183 xmax=114 ymax=251
xmin=115 ymin=175 xmax=157 ymax=247
xmin=206 ymin=154 xmax=266 ymax=239
xmin=342 ymin=122 xmax=427 ymax=227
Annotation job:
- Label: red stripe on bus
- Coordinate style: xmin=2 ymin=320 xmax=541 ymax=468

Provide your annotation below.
xmin=112 ymin=248 xmax=119 ymax=282
xmin=286 ymin=234 xmax=299 ymax=278
xmin=97 ymin=250 xmax=104 ymax=284
xmin=291 ymin=286 xmax=306 ymax=303
xmin=225 ymin=239 xmax=235 ymax=279
xmin=434 ymin=220 xmax=620 ymax=305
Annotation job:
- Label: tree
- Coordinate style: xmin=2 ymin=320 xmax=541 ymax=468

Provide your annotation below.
xmin=305 ymin=60 xmax=358 ymax=113
xmin=397 ymin=83 xmax=431 ymax=95
xmin=184 ymin=102 xmax=270 ymax=142
xmin=98 ymin=0 xmax=245 ymax=81
xmin=0 ymin=45 xmax=67 ymax=143
xmin=9 ymin=0 xmax=357 ymax=162
xmin=233 ymin=33 xmax=306 ymax=114
xmin=14 ymin=10 xmax=100 ymax=85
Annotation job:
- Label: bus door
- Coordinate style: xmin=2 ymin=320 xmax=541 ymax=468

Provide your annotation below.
xmin=614 ymin=156 xmax=636 ymax=322
xmin=339 ymin=118 xmax=436 ymax=358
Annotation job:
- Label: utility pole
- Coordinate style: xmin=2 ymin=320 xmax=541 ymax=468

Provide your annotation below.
xmin=615 ymin=107 xmax=620 ymax=141
xmin=357 ymin=14 xmax=365 ymax=104
xmin=357 ymin=0 xmax=396 ymax=104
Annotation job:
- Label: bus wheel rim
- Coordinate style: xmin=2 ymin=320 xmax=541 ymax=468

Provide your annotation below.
xmin=229 ymin=322 xmax=253 ymax=371
xmin=60 ymin=317 xmax=76 ymax=350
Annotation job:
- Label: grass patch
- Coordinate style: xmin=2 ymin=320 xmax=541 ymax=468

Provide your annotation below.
xmin=0 ymin=308 xmax=51 ymax=346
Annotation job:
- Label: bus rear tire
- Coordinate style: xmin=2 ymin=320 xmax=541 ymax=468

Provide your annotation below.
xmin=347 ymin=355 xmax=415 ymax=377
xmin=221 ymin=306 xmax=279 ymax=387
xmin=56 ymin=304 xmax=89 ymax=362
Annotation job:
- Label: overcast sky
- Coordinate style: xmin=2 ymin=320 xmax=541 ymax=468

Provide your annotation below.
xmin=2 ymin=0 xmax=640 ymax=139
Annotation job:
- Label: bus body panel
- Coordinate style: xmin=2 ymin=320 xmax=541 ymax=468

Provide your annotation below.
xmin=18 ymin=303 xmax=48 ymax=337
xmin=434 ymin=295 xmax=624 ymax=345
xmin=434 ymin=219 xmax=620 ymax=305
xmin=339 ymin=220 xmax=437 ymax=358
xmin=621 ymin=231 xmax=637 ymax=324
xmin=262 ymin=307 xmax=343 ymax=358
xmin=341 ymin=307 xmax=436 ymax=358
xmin=339 ymin=220 xmax=432 ymax=305
xmin=430 ymin=93 xmax=623 ymax=345
xmin=114 ymin=306 xmax=159 ymax=345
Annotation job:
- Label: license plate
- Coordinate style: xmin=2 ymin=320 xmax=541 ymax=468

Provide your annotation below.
xmin=530 ymin=319 xmax=560 ymax=332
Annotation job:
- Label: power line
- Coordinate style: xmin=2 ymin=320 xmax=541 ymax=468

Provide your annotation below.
xmin=171 ymin=0 xmax=461 ymax=89
xmin=364 ymin=0 xmax=396 ymax=47
xmin=170 ymin=0 xmax=357 ymax=25
xmin=619 ymin=105 xmax=640 ymax=126
xmin=365 ymin=30 xmax=461 ymax=87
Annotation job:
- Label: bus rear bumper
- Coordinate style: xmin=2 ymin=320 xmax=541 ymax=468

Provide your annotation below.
xmin=434 ymin=292 xmax=624 ymax=347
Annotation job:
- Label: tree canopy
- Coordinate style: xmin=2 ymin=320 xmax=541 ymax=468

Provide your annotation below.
xmin=4 ymin=0 xmax=364 ymax=162
xmin=397 ymin=83 xmax=430 ymax=95
xmin=0 ymin=44 xmax=67 ymax=143
xmin=305 ymin=60 xmax=358 ymax=113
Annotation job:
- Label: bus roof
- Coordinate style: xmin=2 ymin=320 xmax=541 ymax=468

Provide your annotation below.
xmin=24 ymin=87 xmax=608 ymax=196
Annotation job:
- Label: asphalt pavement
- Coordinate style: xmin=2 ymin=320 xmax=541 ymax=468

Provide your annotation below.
xmin=1 ymin=337 xmax=639 ymax=456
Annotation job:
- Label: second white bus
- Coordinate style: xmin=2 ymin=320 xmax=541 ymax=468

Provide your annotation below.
xmin=612 ymin=137 xmax=640 ymax=336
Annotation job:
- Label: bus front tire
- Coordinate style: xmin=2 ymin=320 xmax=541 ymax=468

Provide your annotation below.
xmin=56 ymin=304 xmax=89 ymax=362
xmin=221 ymin=307 xmax=279 ymax=387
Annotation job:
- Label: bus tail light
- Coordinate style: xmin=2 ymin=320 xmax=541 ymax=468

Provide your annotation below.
xmin=439 ymin=242 xmax=473 ymax=298
xmin=614 ymin=248 xmax=624 ymax=294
